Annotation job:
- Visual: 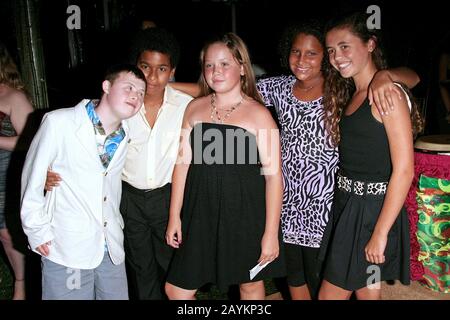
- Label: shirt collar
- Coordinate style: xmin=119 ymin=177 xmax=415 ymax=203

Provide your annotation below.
xmin=85 ymin=100 xmax=104 ymax=134
xmin=140 ymin=85 xmax=179 ymax=115
xmin=85 ymin=99 xmax=124 ymax=136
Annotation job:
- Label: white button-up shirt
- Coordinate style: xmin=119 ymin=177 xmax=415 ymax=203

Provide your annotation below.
xmin=122 ymin=85 xmax=192 ymax=190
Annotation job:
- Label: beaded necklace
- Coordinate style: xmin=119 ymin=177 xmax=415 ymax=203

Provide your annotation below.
xmin=210 ymin=93 xmax=243 ymax=124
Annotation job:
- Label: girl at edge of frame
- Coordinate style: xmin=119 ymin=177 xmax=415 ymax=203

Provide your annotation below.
xmin=0 ymin=41 xmax=34 ymax=300
xmin=318 ymin=12 xmax=423 ymax=300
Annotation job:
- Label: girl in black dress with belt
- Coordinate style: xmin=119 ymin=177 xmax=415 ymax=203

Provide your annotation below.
xmin=319 ymin=12 xmax=423 ymax=299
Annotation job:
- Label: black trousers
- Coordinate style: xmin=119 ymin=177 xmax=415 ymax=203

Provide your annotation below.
xmin=285 ymin=243 xmax=323 ymax=299
xmin=120 ymin=181 xmax=174 ymax=300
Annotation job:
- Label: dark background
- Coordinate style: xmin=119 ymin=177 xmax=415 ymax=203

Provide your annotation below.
xmin=1 ymin=0 xmax=449 ymax=131
xmin=0 ymin=0 xmax=448 ymax=301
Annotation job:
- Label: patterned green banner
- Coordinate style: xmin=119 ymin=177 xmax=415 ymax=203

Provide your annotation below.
xmin=416 ymin=175 xmax=450 ymax=293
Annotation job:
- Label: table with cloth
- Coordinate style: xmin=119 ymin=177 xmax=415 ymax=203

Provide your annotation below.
xmin=405 ymin=135 xmax=450 ymax=293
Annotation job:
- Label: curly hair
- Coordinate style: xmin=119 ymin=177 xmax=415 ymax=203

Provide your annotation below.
xmin=278 ymin=19 xmax=330 ymax=75
xmin=323 ymin=12 xmax=423 ymax=147
xmin=198 ymin=33 xmax=264 ymax=105
xmin=130 ymin=27 xmax=180 ymax=68
xmin=0 ymin=41 xmax=25 ymax=91
xmin=398 ymin=83 xmax=425 ymax=138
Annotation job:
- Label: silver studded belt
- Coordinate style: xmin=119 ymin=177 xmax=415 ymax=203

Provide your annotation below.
xmin=337 ymin=173 xmax=388 ymax=196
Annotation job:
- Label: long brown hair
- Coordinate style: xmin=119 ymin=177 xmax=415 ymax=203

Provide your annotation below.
xmin=198 ymin=33 xmax=264 ymax=105
xmin=323 ymin=12 xmax=423 ymax=147
xmin=0 ymin=41 xmax=26 ymax=91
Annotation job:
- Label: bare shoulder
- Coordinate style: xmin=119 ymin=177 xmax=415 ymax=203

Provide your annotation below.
xmin=244 ymin=99 xmax=277 ymax=130
xmin=10 ymin=89 xmax=32 ymax=106
xmin=184 ymin=95 xmax=209 ymax=113
xmin=183 ymin=95 xmax=210 ymax=125
xmin=0 ymin=87 xmax=33 ymax=115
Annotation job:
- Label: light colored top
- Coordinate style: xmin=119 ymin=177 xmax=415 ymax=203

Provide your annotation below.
xmin=257 ymin=75 xmax=339 ymax=248
xmin=21 ymin=100 xmax=128 ymax=269
xmin=122 ymin=85 xmax=193 ymax=190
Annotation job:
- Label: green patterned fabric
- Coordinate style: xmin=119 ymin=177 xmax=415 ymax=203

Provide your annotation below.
xmin=416 ymin=175 xmax=450 ymax=293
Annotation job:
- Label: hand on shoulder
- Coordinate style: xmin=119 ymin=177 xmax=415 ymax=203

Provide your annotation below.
xmin=377 ymin=85 xmax=412 ymax=130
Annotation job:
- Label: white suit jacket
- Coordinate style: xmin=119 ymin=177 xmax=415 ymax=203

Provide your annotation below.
xmin=21 ymin=99 xmax=128 ymax=269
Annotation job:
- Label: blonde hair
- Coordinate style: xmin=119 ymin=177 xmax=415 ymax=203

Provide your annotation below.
xmin=0 ymin=41 xmax=26 ymax=91
xmin=198 ymin=33 xmax=263 ymax=104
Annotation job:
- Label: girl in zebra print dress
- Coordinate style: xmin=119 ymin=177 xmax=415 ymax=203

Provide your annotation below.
xmin=257 ymin=20 xmax=419 ymax=300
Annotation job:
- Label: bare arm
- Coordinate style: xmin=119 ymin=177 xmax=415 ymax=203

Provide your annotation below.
xmin=0 ymin=91 xmax=33 ymax=151
xmin=169 ymin=82 xmax=202 ymax=98
xmin=365 ymin=90 xmax=414 ymax=265
xmin=385 ymin=67 xmax=420 ymax=88
xmin=439 ymin=53 xmax=450 ymax=114
xmin=255 ymin=107 xmax=283 ymax=265
xmin=369 ymin=67 xmax=420 ymax=115
xmin=165 ymin=105 xmax=194 ymax=248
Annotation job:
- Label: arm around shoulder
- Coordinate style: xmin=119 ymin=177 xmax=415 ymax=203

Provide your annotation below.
xmin=170 ymin=82 xmax=201 ymax=98
xmin=386 ymin=67 xmax=420 ymax=88
xmin=369 ymin=67 xmax=420 ymax=115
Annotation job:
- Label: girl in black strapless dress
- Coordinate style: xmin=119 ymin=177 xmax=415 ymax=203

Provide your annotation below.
xmin=165 ymin=33 xmax=285 ymax=299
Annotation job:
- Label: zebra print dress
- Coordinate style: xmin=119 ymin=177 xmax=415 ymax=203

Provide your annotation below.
xmin=257 ymin=75 xmax=339 ymax=248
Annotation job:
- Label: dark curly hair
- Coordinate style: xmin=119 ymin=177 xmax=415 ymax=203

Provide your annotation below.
xmin=129 ymin=27 xmax=180 ymax=68
xmin=278 ymin=19 xmax=329 ymax=75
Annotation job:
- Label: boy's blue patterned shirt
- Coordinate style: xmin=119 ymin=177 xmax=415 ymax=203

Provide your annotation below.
xmin=85 ymin=100 xmax=126 ymax=169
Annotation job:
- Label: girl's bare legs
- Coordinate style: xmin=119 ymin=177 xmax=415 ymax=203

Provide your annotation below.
xmin=165 ymin=282 xmax=197 ymax=300
xmin=318 ymin=280 xmax=352 ymax=300
xmin=289 ymin=284 xmax=312 ymax=300
xmin=239 ymin=280 xmax=265 ymax=300
xmin=0 ymin=228 xmax=25 ymax=300
xmin=319 ymin=279 xmax=381 ymax=300
xmin=355 ymin=285 xmax=382 ymax=300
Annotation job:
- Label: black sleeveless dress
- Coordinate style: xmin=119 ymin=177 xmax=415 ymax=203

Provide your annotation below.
xmin=166 ymin=122 xmax=286 ymax=291
xmin=321 ymin=99 xmax=410 ymax=291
